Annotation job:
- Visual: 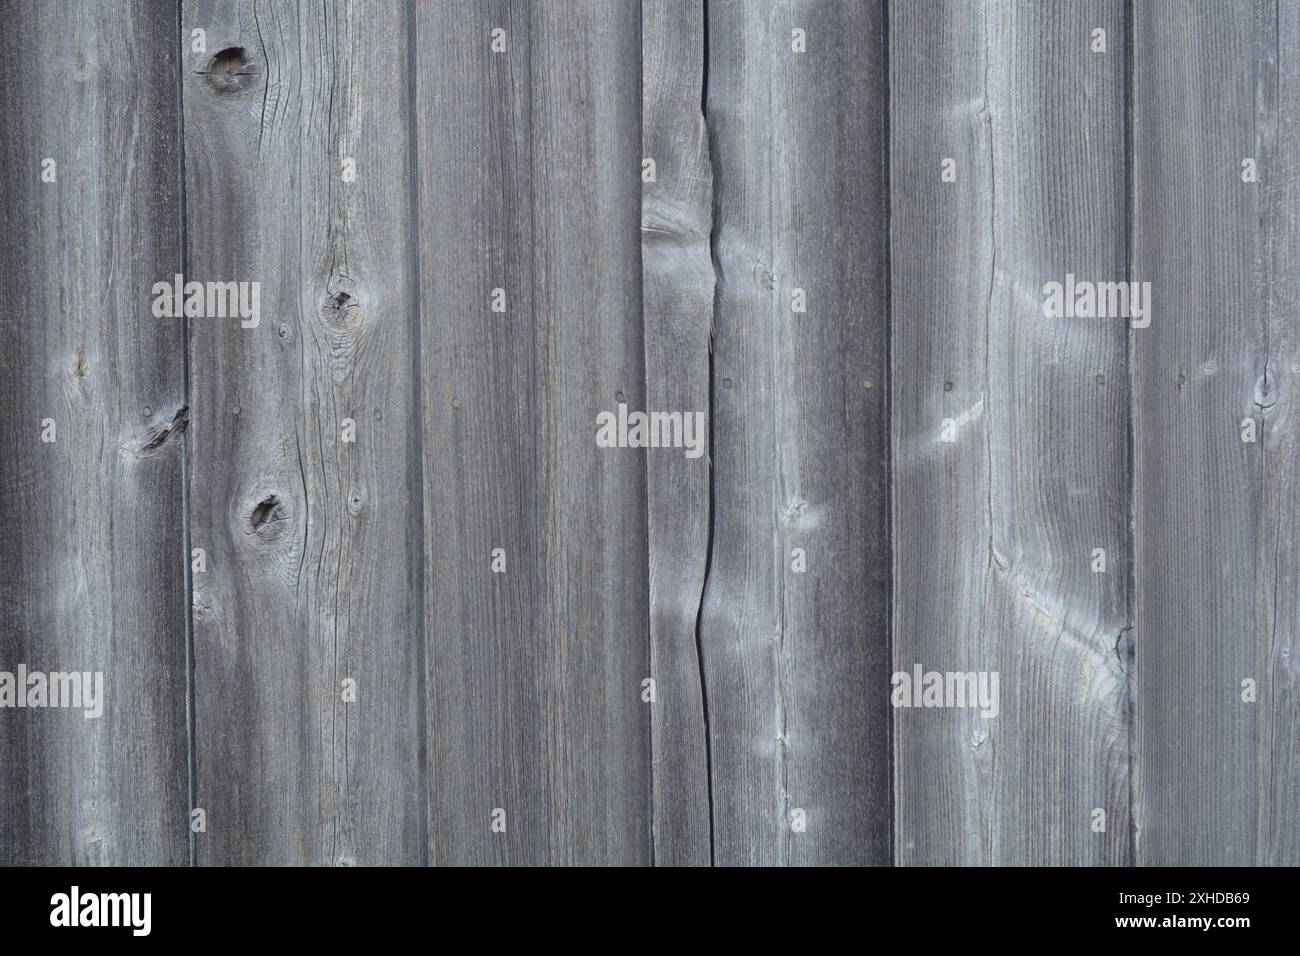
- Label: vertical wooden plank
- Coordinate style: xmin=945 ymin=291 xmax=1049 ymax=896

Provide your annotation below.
xmin=1256 ymin=0 xmax=1300 ymax=867
xmin=891 ymin=0 xmax=1131 ymax=864
xmin=641 ymin=0 xmax=713 ymax=866
xmin=416 ymin=1 xmax=651 ymax=865
xmin=1132 ymin=0 xmax=1300 ymax=865
xmin=702 ymin=0 xmax=891 ymax=865
xmin=182 ymin=0 xmax=421 ymax=864
xmin=529 ymin=1 xmax=650 ymax=865
xmin=415 ymin=0 xmax=543 ymax=867
xmin=0 ymin=0 xmax=189 ymax=864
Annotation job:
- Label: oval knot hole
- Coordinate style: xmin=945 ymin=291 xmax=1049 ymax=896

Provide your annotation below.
xmin=322 ymin=291 xmax=364 ymax=331
xmin=246 ymin=495 xmax=288 ymax=539
xmin=204 ymin=47 xmax=258 ymax=92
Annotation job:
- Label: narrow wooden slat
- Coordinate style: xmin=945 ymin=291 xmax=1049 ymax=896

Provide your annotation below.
xmin=1132 ymin=0 xmax=1300 ymax=865
xmin=0 ymin=0 xmax=188 ymax=865
xmin=891 ymin=0 xmax=1131 ymax=864
xmin=1257 ymin=0 xmax=1300 ymax=868
xmin=641 ymin=0 xmax=713 ymax=866
xmin=702 ymin=0 xmax=891 ymax=865
xmin=529 ymin=1 xmax=650 ymax=864
xmin=182 ymin=0 xmax=421 ymax=865
xmin=416 ymin=0 xmax=651 ymax=865
xmin=414 ymin=0 xmax=543 ymax=867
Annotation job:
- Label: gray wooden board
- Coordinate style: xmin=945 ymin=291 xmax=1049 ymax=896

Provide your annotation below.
xmin=1131 ymin=0 xmax=1300 ymax=866
xmin=0 ymin=0 xmax=189 ymax=865
xmin=4 ymin=0 xmax=1300 ymax=869
xmin=701 ymin=0 xmax=892 ymax=865
xmin=891 ymin=0 xmax=1131 ymax=864
xmin=415 ymin=0 xmax=651 ymax=865
xmin=182 ymin=0 xmax=422 ymax=865
xmin=642 ymin=0 xmax=714 ymax=866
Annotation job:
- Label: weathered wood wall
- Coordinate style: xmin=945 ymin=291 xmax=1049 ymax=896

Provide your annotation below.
xmin=1 ymin=0 xmax=1297 ymax=867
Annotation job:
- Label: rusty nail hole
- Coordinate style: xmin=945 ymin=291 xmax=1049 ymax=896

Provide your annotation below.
xmin=944 ymin=381 xmax=954 ymax=392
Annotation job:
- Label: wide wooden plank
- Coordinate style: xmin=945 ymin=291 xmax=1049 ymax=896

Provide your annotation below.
xmin=0 ymin=0 xmax=189 ymax=864
xmin=416 ymin=0 xmax=651 ymax=865
xmin=1132 ymin=0 xmax=1300 ymax=865
xmin=182 ymin=0 xmax=422 ymax=865
xmin=701 ymin=0 xmax=891 ymax=865
xmin=891 ymin=0 xmax=1131 ymax=864
xmin=641 ymin=0 xmax=713 ymax=866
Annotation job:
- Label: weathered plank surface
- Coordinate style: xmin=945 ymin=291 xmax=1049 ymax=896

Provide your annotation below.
xmin=891 ymin=0 xmax=1131 ymax=864
xmin=0 ymin=0 xmax=189 ymax=864
xmin=6 ymin=0 xmax=1300 ymax=871
xmin=701 ymin=0 xmax=891 ymax=865
xmin=641 ymin=0 xmax=714 ymax=866
xmin=1131 ymin=0 xmax=1300 ymax=865
xmin=182 ymin=0 xmax=422 ymax=865
xmin=415 ymin=0 xmax=651 ymax=865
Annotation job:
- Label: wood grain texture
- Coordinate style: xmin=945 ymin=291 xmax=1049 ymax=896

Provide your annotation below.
xmin=702 ymin=0 xmax=891 ymax=865
xmin=5 ymin=0 xmax=1300 ymax=870
xmin=415 ymin=0 xmax=651 ymax=865
xmin=0 ymin=0 xmax=189 ymax=865
xmin=891 ymin=0 xmax=1131 ymax=864
xmin=641 ymin=0 xmax=713 ymax=867
xmin=1131 ymin=0 xmax=1300 ymax=866
xmin=182 ymin=0 xmax=422 ymax=865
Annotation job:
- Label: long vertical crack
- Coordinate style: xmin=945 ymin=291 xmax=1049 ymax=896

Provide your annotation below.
xmin=1123 ymin=0 xmax=1139 ymax=868
xmin=175 ymin=0 xmax=197 ymax=869
xmin=881 ymin=0 xmax=895 ymax=867
xmin=694 ymin=0 xmax=717 ymax=867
